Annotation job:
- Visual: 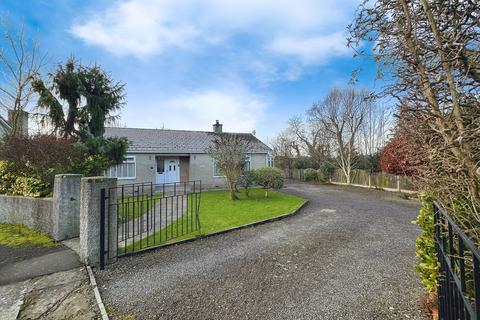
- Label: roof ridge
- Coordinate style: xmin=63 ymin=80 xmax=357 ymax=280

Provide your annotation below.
xmin=105 ymin=126 xmax=255 ymax=136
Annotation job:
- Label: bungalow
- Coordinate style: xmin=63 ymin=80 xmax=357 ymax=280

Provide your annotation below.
xmin=104 ymin=121 xmax=273 ymax=188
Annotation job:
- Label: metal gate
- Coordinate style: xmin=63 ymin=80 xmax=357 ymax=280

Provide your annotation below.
xmin=434 ymin=202 xmax=480 ymax=319
xmin=100 ymin=181 xmax=201 ymax=268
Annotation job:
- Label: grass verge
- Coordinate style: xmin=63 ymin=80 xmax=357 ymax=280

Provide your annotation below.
xmin=0 ymin=222 xmax=55 ymax=247
xmin=122 ymin=188 xmax=305 ymax=253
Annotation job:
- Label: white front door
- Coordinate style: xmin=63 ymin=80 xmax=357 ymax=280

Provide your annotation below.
xmin=164 ymin=158 xmax=180 ymax=183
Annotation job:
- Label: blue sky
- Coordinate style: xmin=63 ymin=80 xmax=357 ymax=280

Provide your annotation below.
xmin=1 ymin=0 xmax=379 ymax=141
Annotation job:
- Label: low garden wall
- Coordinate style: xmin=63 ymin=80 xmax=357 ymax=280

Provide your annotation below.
xmin=0 ymin=174 xmax=82 ymax=240
xmin=0 ymin=195 xmax=54 ymax=235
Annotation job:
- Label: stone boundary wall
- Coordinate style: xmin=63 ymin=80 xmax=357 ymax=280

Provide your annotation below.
xmin=0 ymin=174 xmax=82 ymax=240
xmin=0 ymin=195 xmax=54 ymax=235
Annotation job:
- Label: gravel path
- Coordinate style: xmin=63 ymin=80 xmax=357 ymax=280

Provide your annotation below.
xmin=96 ymin=182 xmax=425 ymax=320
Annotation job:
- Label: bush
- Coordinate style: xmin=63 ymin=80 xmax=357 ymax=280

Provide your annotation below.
xmin=0 ymin=134 xmax=128 ymax=197
xmin=10 ymin=176 xmax=50 ymax=197
xmin=412 ymin=194 xmax=439 ymax=293
xmin=304 ymin=168 xmax=318 ymax=182
xmin=0 ymin=160 xmax=16 ymax=194
xmin=237 ymin=170 xmax=256 ymax=197
xmin=254 ymin=167 xmax=284 ymax=197
xmin=318 ymin=161 xmax=335 ymax=181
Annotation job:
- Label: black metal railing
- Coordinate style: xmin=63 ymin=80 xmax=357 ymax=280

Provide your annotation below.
xmin=100 ymin=181 xmax=201 ymax=268
xmin=434 ymin=202 xmax=480 ymax=319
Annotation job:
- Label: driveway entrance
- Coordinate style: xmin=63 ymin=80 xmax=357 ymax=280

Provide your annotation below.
xmin=96 ymin=181 xmax=424 ymax=319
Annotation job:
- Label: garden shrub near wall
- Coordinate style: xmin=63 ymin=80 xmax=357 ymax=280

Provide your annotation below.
xmin=412 ymin=195 xmax=439 ymax=307
xmin=254 ymin=167 xmax=284 ymax=197
xmin=318 ymin=161 xmax=335 ymax=181
xmin=0 ymin=136 xmax=81 ymax=197
xmin=304 ymin=168 xmax=318 ymax=182
xmin=0 ymin=135 xmax=125 ymax=197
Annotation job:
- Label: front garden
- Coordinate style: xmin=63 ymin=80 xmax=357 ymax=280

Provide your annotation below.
xmin=123 ymin=187 xmax=306 ymax=252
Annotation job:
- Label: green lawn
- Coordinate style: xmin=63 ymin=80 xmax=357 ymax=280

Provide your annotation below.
xmin=117 ymin=193 xmax=162 ymax=222
xmin=0 ymin=222 xmax=55 ymax=247
xmin=122 ymin=188 xmax=305 ymax=252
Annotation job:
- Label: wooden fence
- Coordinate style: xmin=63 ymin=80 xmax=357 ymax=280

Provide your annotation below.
xmin=285 ymin=168 xmax=416 ymax=193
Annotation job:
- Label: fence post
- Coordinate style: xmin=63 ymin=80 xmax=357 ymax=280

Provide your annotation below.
xmin=52 ymin=174 xmax=82 ymax=241
xmin=79 ymin=177 xmax=117 ymax=268
xmin=368 ymin=174 xmax=372 ymax=189
xmin=396 ymin=175 xmax=401 ymax=192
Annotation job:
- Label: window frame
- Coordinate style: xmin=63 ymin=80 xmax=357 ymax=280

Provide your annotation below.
xmin=212 ymin=154 xmax=252 ymax=177
xmin=106 ymin=155 xmax=137 ymax=180
xmin=266 ymin=153 xmax=274 ymax=167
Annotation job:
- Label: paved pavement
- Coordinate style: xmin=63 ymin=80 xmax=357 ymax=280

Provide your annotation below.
xmin=0 ymin=267 xmax=99 ymax=320
xmin=96 ymin=182 xmax=425 ymax=320
xmin=0 ymin=244 xmax=82 ymax=286
xmin=0 ymin=242 xmax=99 ymax=320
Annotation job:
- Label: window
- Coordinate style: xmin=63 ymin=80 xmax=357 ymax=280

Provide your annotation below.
xmin=106 ymin=156 xmax=136 ymax=179
xmin=244 ymin=155 xmax=251 ymax=171
xmin=266 ymin=153 xmax=274 ymax=167
xmin=213 ymin=161 xmax=222 ymax=177
xmin=212 ymin=155 xmax=251 ymax=177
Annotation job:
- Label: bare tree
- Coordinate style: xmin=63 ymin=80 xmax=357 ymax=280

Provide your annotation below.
xmin=207 ymin=134 xmax=250 ymax=200
xmin=269 ymin=129 xmax=300 ymax=172
xmin=349 ymin=0 xmax=480 ymax=239
xmin=0 ymin=17 xmax=46 ymax=136
xmin=308 ymin=87 xmax=371 ymax=184
xmin=287 ymin=115 xmax=331 ymax=166
xmin=359 ymin=103 xmax=390 ymax=156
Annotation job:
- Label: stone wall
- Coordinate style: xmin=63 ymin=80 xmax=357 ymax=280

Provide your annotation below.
xmin=0 ymin=195 xmax=54 ymax=235
xmin=0 ymin=174 xmax=82 ymax=240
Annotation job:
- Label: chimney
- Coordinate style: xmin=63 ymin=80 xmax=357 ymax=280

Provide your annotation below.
xmin=213 ymin=120 xmax=223 ymax=134
xmin=8 ymin=110 xmax=28 ymax=137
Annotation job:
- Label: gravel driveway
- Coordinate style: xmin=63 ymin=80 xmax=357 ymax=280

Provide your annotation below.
xmin=96 ymin=182 xmax=425 ymax=320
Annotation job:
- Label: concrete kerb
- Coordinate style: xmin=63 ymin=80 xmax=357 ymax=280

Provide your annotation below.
xmin=104 ymin=198 xmax=310 ymax=260
xmin=87 ymin=266 xmax=109 ymax=320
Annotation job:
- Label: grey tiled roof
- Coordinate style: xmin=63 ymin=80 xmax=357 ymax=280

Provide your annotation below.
xmin=104 ymin=127 xmax=272 ymax=154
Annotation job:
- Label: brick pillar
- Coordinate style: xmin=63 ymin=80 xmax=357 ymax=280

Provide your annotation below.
xmin=79 ymin=177 xmax=117 ymax=267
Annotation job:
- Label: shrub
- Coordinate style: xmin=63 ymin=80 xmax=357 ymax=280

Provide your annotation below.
xmin=412 ymin=194 xmax=439 ymax=293
xmin=10 ymin=176 xmax=50 ymax=197
xmin=0 ymin=160 xmax=16 ymax=194
xmin=237 ymin=170 xmax=256 ymax=197
xmin=0 ymin=134 xmax=128 ymax=197
xmin=254 ymin=167 xmax=284 ymax=197
xmin=304 ymin=168 xmax=318 ymax=182
xmin=318 ymin=161 xmax=335 ymax=181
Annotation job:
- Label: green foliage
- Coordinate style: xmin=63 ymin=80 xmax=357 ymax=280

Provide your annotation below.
xmin=0 ymin=134 xmax=128 ymax=197
xmin=10 ymin=176 xmax=50 ymax=197
xmin=356 ymin=153 xmax=381 ymax=173
xmin=254 ymin=167 xmax=284 ymax=197
xmin=304 ymin=168 xmax=318 ymax=182
xmin=237 ymin=170 xmax=256 ymax=196
xmin=412 ymin=194 xmax=439 ymax=293
xmin=317 ymin=161 xmax=336 ymax=181
xmin=0 ymin=160 xmax=16 ymax=194
xmin=294 ymin=157 xmax=308 ymax=169
xmin=33 ymin=56 xmax=125 ymax=139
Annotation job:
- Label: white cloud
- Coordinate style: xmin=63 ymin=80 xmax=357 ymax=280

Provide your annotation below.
xmin=268 ymin=32 xmax=350 ymax=64
xmin=123 ymin=87 xmax=267 ymax=133
xmin=71 ymin=0 xmax=359 ymax=63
